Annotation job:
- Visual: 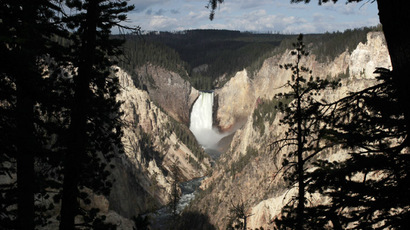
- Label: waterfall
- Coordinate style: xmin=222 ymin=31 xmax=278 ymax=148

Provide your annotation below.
xmin=190 ymin=92 xmax=214 ymax=132
xmin=189 ymin=91 xmax=225 ymax=150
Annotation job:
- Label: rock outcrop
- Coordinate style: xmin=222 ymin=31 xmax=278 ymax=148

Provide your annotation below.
xmin=136 ymin=64 xmax=199 ymax=125
xmin=349 ymin=32 xmax=391 ymax=78
xmin=214 ymin=70 xmax=252 ymax=132
xmin=190 ymin=32 xmax=392 ymax=229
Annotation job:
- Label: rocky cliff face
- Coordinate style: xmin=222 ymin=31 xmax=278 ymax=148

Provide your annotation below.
xmin=349 ymin=32 xmax=391 ymax=79
xmin=190 ymin=32 xmax=391 ymax=229
xmin=136 ymin=64 xmax=199 ymax=125
xmin=108 ymin=67 xmax=210 ymax=219
xmin=215 ymin=70 xmax=252 ymax=132
xmin=214 ymin=32 xmax=390 ymax=132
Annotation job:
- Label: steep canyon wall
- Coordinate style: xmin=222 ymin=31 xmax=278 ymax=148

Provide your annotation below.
xmin=108 ymin=67 xmax=210 ymax=220
xmin=191 ymin=32 xmax=391 ymax=229
xmin=136 ymin=64 xmax=199 ymax=125
xmin=215 ymin=32 xmax=390 ymax=132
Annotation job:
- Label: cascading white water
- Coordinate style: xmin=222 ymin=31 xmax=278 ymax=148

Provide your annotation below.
xmin=189 ymin=91 xmax=225 ymax=150
xmin=190 ymin=92 xmax=214 ymax=132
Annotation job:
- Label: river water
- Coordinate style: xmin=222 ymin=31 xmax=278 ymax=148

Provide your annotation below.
xmin=150 ymin=177 xmax=204 ymax=229
xmin=151 ymin=91 xmax=224 ymax=228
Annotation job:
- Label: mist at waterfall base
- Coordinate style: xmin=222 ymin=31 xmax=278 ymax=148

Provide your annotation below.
xmin=150 ymin=92 xmax=225 ymax=228
xmin=189 ymin=92 xmax=227 ymax=157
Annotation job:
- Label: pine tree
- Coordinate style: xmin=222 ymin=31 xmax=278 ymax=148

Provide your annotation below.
xmin=1 ymin=0 xmax=136 ymax=228
xmin=226 ymin=200 xmax=252 ymax=230
xmin=304 ymin=68 xmax=410 ymax=229
xmin=59 ymin=0 xmax=134 ymax=229
xmin=0 ymin=0 xmax=66 ymax=228
xmin=272 ymin=34 xmax=338 ymax=229
xmin=169 ymin=162 xmax=181 ymax=222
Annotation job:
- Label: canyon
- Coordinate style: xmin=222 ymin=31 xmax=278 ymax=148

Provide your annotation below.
xmin=189 ymin=31 xmax=391 ymax=229
xmin=91 ymin=31 xmax=391 ymax=228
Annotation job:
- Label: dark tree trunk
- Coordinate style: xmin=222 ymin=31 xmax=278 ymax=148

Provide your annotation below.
xmin=296 ymin=101 xmax=305 ymax=230
xmin=377 ymin=0 xmax=410 ymax=139
xmin=243 ymin=215 xmax=247 ymax=230
xmin=59 ymin=1 xmax=98 ymax=229
xmin=295 ymin=54 xmax=305 ymax=230
xmin=16 ymin=78 xmax=36 ymax=230
xmin=15 ymin=1 xmax=41 ymax=228
xmin=328 ymin=211 xmax=343 ymax=230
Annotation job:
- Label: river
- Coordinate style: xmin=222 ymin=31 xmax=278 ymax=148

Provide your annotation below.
xmin=150 ymin=91 xmax=224 ymax=228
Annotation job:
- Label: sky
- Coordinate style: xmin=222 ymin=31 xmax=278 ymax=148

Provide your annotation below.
xmin=123 ymin=0 xmax=380 ymax=34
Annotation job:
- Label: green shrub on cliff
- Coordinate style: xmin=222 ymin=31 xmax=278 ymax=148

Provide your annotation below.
xmin=252 ymin=96 xmax=292 ymax=136
xmin=165 ymin=118 xmax=208 ymax=166
xmin=229 ymin=146 xmax=258 ymax=177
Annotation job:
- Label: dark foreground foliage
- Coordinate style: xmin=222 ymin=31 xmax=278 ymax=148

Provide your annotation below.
xmin=275 ymin=68 xmax=410 ymax=229
xmin=305 ymin=68 xmax=409 ymax=229
xmin=0 ymin=0 xmax=135 ymax=228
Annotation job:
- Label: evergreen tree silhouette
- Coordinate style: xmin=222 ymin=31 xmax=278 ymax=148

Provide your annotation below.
xmin=59 ymin=0 xmax=134 ymax=229
xmin=169 ymin=162 xmax=181 ymax=224
xmin=226 ymin=200 xmax=252 ymax=230
xmin=304 ymin=68 xmax=410 ymax=229
xmin=1 ymin=0 xmax=136 ymax=228
xmin=272 ymin=34 xmax=338 ymax=229
xmin=0 ymin=0 xmax=66 ymax=228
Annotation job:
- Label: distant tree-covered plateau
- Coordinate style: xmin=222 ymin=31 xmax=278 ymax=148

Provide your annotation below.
xmin=117 ymin=27 xmax=378 ymax=90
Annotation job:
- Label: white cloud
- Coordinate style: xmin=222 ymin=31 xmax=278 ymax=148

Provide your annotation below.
xmin=322 ymin=1 xmax=368 ymax=16
xmin=188 ymin=10 xmax=209 ymax=20
xmin=149 ymin=15 xmax=179 ymax=30
xmin=312 ymin=13 xmax=335 ymax=24
xmin=213 ymin=7 xmax=311 ymax=33
xmin=122 ymin=0 xmax=379 ymax=33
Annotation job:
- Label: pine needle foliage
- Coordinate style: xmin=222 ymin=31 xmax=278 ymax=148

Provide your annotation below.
xmin=59 ymin=0 xmax=135 ymax=228
xmin=304 ymin=68 xmax=410 ymax=229
xmin=272 ymin=34 xmax=339 ymax=230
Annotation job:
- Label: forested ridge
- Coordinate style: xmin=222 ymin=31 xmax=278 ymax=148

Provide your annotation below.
xmin=118 ymin=27 xmax=377 ymax=90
